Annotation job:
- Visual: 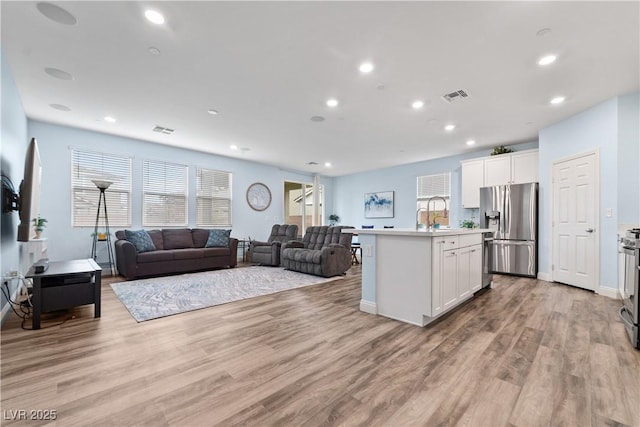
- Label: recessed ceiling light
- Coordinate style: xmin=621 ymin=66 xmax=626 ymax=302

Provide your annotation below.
xmin=412 ymin=100 xmax=425 ymax=109
xmin=230 ymin=145 xmax=238 ymax=150
xmin=104 ymin=116 xmax=116 ymax=123
xmin=538 ymin=55 xmax=557 ymax=66
xmin=550 ymin=96 xmax=566 ymax=105
xmin=144 ymin=9 xmax=165 ymax=25
xmin=444 ymin=124 xmax=456 ymax=131
xmin=324 ymin=162 xmax=332 ymax=167
xmin=148 ymin=47 xmax=161 ymax=55
xmin=359 ymin=62 xmax=374 ymax=73
xmin=44 ymin=67 xmax=73 ymax=80
xmin=466 ymin=139 xmax=476 ymax=146
xmin=207 ymin=109 xmax=219 ymax=115
xmin=536 ymin=28 xmax=551 ymax=37
xmin=49 ymin=103 xmax=71 ymax=111
xmin=36 ymin=2 xmax=78 ymax=25
xmin=310 ymin=116 xmax=325 ymax=122
xmin=326 ymin=99 xmax=339 ymax=107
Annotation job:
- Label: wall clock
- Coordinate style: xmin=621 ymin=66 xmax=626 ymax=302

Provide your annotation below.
xmin=246 ymin=182 xmax=272 ymax=211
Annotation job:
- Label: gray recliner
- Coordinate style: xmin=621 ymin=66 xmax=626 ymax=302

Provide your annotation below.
xmin=281 ymin=226 xmax=354 ymax=277
xmin=249 ymin=224 xmax=299 ymax=266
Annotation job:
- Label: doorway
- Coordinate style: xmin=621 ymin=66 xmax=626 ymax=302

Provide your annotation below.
xmin=552 ymin=150 xmax=599 ymax=291
xmin=283 ymin=181 xmax=324 ymax=236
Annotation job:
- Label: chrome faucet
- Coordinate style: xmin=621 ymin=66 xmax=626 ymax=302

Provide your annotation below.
xmin=426 ymin=196 xmax=449 ymax=229
xmin=416 ymin=208 xmax=428 ymax=230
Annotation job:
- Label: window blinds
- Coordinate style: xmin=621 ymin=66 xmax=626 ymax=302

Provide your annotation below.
xmin=142 ymin=160 xmax=188 ymax=226
xmin=71 ymin=149 xmax=132 ymax=227
xmin=196 ymin=168 xmax=232 ymax=227
xmin=417 ymin=172 xmax=451 ymax=199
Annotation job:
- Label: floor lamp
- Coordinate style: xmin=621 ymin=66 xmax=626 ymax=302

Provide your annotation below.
xmin=91 ymin=180 xmax=115 ymax=276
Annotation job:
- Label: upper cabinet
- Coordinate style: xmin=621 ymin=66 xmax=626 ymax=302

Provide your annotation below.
xmin=461 ymin=159 xmax=484 ymax=208
xmin=461 ymin=149 xmax=538 ymax=208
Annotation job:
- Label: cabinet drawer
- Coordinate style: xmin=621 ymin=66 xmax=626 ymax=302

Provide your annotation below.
xmin=459 ymin=233 xmax=482 ymax=248
xmin=443 ymin=236 xmax=459 ymax=249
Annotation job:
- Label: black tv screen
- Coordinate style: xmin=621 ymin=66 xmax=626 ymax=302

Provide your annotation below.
xmin=17 ymin=138 xmax=42 ymax=242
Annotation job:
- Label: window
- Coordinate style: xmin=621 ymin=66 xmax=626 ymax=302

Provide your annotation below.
xmin=196 ymin=168 xmax=232 ymax=227
xmin=71 ymin=149 xmax=132 ymax=227
xmin=142 ymin=160 xmax=188 ymax=226
xmin=417 ymin=172 xmax=451 ymax=226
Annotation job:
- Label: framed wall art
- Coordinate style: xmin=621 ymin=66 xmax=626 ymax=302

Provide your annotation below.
xmin=246 ymin=182 xmax=272 ymax=211
xmin=364 ymin=191 xmax=394 ymax=218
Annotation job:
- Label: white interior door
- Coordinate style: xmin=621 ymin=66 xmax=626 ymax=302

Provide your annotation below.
xmin=552 ymin=152 xmax=598 ymax=290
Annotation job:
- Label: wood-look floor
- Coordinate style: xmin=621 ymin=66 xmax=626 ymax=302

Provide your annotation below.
xmin=2 ymin=264 xmax=639 ymax=426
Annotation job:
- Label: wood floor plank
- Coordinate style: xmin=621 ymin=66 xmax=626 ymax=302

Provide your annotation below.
xmin=2 ymin=265 xmax=639 ymax=426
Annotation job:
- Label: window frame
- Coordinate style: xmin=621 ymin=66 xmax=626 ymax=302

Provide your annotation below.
xmin=70 ymin=148 xmax=132 ymax=227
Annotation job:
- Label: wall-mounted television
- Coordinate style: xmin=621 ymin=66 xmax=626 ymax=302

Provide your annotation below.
xmin=17 ymin=138 xmax=42 ymax=242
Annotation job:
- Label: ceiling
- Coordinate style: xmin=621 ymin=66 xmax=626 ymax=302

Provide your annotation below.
xmin=2 ymin=1 xmax=639 ymax=177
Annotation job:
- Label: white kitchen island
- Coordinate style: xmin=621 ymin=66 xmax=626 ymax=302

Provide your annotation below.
xmin=351 ymin=228 xmax=490 ymax=327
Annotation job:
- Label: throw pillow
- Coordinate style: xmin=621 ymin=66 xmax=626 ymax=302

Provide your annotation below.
xmin=124 ymin=229 xmax=157 ymax=253
xmin=206 ymin=229 xmax=231 ymax=248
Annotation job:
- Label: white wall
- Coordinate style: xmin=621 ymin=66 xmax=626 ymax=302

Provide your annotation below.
xmin=28 ymin=120 xmax=333 ymax=262
xmin=617 ymin=92 xmax=640 ymax=224
xmin=538 ymin=96 xmax=625 ymax=291
xmin=1 ymin=50 xmax=29 ymax=318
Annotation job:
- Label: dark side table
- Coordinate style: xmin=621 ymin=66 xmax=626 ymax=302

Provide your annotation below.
xmin=26 ymin=259 xmax=102 ymax=330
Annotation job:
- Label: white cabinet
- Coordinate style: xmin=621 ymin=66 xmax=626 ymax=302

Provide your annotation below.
xmin=483 ymin=155 xmax=512 ymax=187
xmin=461 ymin=149 xmax=538 ymax=207
xmin=461 ymin=159 xmax=484 ymax=208
xmin=442 ymin=249 xmax=459 ymax=310
xmin=484 ymin=150 xmax=538 ymax=186
xmin=510 ymin=151 xmax=538 ymax=184
xmin=431 ymin=234 xmax=482 ymax=315
xmin=459 ymin=244 xmax=483 ymax=296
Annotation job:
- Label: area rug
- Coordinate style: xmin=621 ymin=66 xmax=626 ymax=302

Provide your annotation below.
xmin=110 ymin=267 xmax=338 ymax=322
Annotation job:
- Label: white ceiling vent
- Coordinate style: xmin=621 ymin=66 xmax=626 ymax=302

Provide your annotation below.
xmin=153 ymin=125 xmax=175 ymax=135
xmin=441 ymin=89 xmax=469 ymax=103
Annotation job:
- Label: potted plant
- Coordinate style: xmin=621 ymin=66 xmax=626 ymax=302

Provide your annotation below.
xmin=431 ymin=211 xmax=441 ymax=229
xmin=32 ymin=216 xmax=47 ymax=239
xmin=491 ymin=145 xmax=513 ymax=156
xmin=460 ymin=219 xmax=477 ymax=229
xmin=329 ymin=214 xmax=340 ymax=226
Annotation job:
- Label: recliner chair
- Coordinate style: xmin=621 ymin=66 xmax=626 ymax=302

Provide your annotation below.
xmin=281 ymin=226 xmax=354 ymax=277
xmin=249 ymin=224 xmax=299 ymax=266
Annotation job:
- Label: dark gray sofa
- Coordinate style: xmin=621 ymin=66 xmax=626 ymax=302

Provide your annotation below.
xmin=115 ymin=228 xmax=238 ymax=280
xmin=281 ymin=226 xmax=354 ymax=277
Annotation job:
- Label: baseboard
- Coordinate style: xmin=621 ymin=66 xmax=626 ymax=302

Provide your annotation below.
xmin=359 ymin=300 xmax=377 ymax=315
xmin=597 ymin=286 xmax=620 ymax=300
xmin=537 ymin=272 xmax=552 ymax=282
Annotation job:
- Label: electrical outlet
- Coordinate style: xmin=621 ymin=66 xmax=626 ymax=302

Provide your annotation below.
xmin=365 ymin=245 xmax=372 ymax=257
xmin=606 ymin=208 xmax=612 ymax=218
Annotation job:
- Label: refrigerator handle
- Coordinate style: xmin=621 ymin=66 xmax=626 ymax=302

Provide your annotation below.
xmin=502 ymin=187 xmax=507 ymax=235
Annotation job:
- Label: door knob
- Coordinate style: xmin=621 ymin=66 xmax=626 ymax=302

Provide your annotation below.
xmin=585 ymin=228 xmax=594 ymax=233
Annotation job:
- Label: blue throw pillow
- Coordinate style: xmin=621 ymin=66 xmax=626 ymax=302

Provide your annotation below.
xmin=124 ymin=229 xmax=156 ymax=253
xmin=206 ymin=229 xmax=231 ymax=248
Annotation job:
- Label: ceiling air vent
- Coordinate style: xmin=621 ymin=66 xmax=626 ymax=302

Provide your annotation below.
xmin=441 ymin=89 xmax=469 ymax=103
xmin=152 ymin=125 xmax=175 ymax=135
xmin=306 ymin=161 xmax=319 ymax=166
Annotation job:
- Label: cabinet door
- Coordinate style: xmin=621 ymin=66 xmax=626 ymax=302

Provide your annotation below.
xmin=442 ymin=249 xmax=459 ymax=310
xmin=431 ymin=239 xmax=446 ymax=316
xmin=511 ymin=151 xmax=538 ymax=183
xmin=469 ymin=244 xmax=483 ymax=292
xmin=484 ymin=156 xmax=511 ymax=186
xmin=461 ymin=159 xmax=484 ymax=208
xmin=457 ymin=247 xmax=472 ymax=299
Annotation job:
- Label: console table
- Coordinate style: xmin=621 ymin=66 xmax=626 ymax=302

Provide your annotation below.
xmin=26 ymin=259 xmax=101 ymax=330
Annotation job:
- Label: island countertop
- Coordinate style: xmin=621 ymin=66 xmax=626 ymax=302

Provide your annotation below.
xmin=354 ymin=227 xmax=491 ymax=327
xmin=344 ymin=227 xmax=491 ymax=237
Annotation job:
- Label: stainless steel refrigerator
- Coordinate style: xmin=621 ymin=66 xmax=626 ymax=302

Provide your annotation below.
xmin=480 ymin=183 xmax=538 ymax=277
